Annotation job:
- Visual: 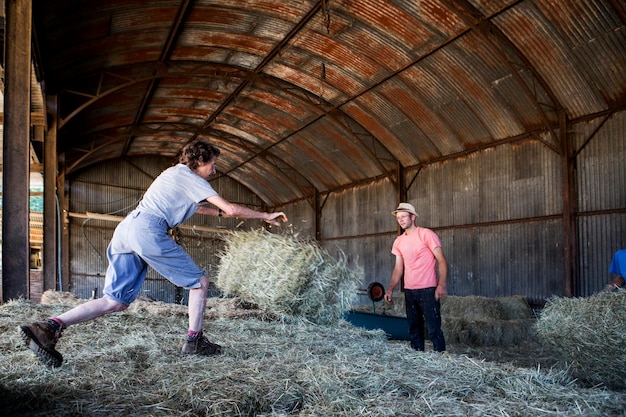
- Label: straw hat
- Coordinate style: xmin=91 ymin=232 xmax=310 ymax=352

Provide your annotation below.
xmin=392 ymin=202 xmax=417 ymax=216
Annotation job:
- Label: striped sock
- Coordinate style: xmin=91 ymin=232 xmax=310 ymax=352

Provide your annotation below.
xmin=187 ymin=330 xmax=202 ymax=341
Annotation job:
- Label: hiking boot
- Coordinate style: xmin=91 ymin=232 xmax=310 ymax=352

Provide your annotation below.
xmin=18 ymin=321 xmax=64 ymax=367
xmin=181 ymin=335 xmax=222 ymax=356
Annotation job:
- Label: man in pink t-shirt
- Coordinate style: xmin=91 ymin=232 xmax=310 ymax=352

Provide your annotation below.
xmin=384 ymin=203 xmax=448 ymax=352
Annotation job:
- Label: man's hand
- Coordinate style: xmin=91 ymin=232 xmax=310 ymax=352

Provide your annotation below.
xmin=384 ymin=290 xmax=394 ymax=304
xmin=435 ymin=285 xmax=447 ymax=300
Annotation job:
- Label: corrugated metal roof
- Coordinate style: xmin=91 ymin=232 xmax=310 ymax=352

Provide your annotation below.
xmin=27 ymin=0 xmax=625 ymax=206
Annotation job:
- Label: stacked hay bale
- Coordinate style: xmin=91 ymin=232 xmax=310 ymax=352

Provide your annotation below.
xmin=362 ymin=293 xmax=535 ymax=347
xmin=41 ymin=289 xmax=84 ymax=307
xmin=216 ymin=229 xmax=362 ymax=325
xmin=535 ymin=290 xmax=626 ymax=389
xmin=441 ymin=295 xmax=535 ymax=346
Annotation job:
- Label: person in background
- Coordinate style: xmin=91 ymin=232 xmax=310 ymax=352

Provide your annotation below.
xmin=19 ymin=140 xmax=288 ymax=367
xmin=384 ymin=203 xmax=448 ymax=352
xmin=605 ymin=249 xmax=626 ymax=292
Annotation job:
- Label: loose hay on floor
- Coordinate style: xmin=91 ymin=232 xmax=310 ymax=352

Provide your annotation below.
xmin=535 ymin=290 xmax=626 ymax=390
xmin=2 ymin=298 xmax=626 ymax=417
xmin=216 ymin=230 xmax=362 ymax=324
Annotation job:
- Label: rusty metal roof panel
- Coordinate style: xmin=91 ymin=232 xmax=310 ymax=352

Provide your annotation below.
xmin=36 ymin=2 xmax=177 ymax=87
xmin=269 ymin=0 xmax=469 ymax=104
xmin=493 ymin=0 xmax=624 ymax=119
xmin=345 ymin=92 xmax=443 ymax=167
xmin=30 ymin=0 xmax=626 ymax=206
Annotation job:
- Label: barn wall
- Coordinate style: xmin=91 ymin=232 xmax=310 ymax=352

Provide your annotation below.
xmin=574 ymin=112 xmax=626 ymax=295
xmin=315 ymin=111 xmax=624 ymax=306
xmin=405 ymin=139 xmax=564 ymax=305
xmin=317 ymin=178 xmax=398 ymax=305
xmin=65 ymin=112 xmax=625 ymax=306
xmin=276 ymin=198 xmax=315 ymax=239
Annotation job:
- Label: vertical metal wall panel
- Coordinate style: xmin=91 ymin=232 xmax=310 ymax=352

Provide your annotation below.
xmin=406 ymin=139 xmax=565 ymax=303
xmin=321 ymin=178 xmax=397 ymax=239
xmin=65 ymin=114 xmax=625 ymax=305
xmin=320 ymin=177 xmax=398 ymax=292
xmin=575 ymin=112 xmax=626 ymax=213
xmin=575 ymin=110 xmax=626 ymax=294
xmin=442 ymin=220 xmax=564 ymax=305
xmin=578 ymin=214 xmax=626 ymax=295
xmin=276 ymin=199 xmax=315 ymax=240
xmin=411 ymin=140 xmax=562 ymax=228
xmin=325 ymin=234 xmax=396 ymax=305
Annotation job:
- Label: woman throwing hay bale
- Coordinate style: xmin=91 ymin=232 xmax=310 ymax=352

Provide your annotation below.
xmin=18 ymin=140 xmax=288 ymax=367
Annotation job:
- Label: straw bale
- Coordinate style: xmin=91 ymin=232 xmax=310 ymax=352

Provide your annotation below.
xmin=2 ymin=298 xmax=626 ymax=416
xmin=40 ymin=289 xmax=84 ymax=307
xmin=355 ymin=295 xmax=535 ymax=347
xmin=535 ymin=290 xmax=626 ymax=389
xmin=441 ymin=295 xmax=532 ymax=320
xmin=441 ymin=295 xmax=503 ymax=320
xmin=216 ymin=230 xmax=362 ymax=324
xmin=127 ymin=299 xmax=188 ymax=317
xmin=359 ymin=294 xmax=533 ymax=321
xmin=497 ymin=295 xmax=534 ymax=319
xmin=443 ymin=318 xmax=535 ymax=347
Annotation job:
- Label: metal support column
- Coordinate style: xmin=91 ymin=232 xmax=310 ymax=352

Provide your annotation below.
xmin=58 ymin=153 xmax=70 ymax=292
xmin=560 ymin=111 xmax=577 ymax=297
xmin=43 ymin=96 xmax=58 ymax=291
xmin=314 ymin=189 xmax=321 ymax=241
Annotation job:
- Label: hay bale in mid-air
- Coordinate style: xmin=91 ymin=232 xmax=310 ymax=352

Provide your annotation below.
xmin=216 ymin=229 xmax=362 ymax=325
xmin=535 ymin=290 xmax=626 ymax=389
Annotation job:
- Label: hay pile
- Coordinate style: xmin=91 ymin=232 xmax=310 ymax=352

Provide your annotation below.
xmin=535 ymin=290 xmax=626 ymax=389
xmin=216 ymin=230 xmax=362 ymax=324
xmin=40 ymin=290 xmax=84 ymax=306
xmin=40 ymin=289 xmax=278 ymax=322
xmin=2 ymin=298 xmax=626 ymax=416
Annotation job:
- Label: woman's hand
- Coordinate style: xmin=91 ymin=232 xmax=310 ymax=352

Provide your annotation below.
xmin=265 ymin=212 xmax=288 ymax=226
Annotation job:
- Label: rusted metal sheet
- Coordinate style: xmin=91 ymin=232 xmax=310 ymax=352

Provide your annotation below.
xmin=30 ymin=0 xmax=626 ymax=208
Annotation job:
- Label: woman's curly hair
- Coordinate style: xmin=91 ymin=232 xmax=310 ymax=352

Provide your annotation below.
xmin=178 ymin=140 xmax=220 ymax=170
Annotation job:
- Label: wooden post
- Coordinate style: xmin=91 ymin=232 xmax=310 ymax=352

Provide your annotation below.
xmin=2 ymin=0 xmax=32 ymax=301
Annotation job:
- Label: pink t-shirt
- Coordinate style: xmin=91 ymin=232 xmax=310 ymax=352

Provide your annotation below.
xmin=391 ymin=227 xmax=441 ymax=289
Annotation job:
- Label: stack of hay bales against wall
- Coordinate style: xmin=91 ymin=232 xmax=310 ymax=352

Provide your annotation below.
xmin=441 ymin=295 xmax=535 ymax=346
xmin=535 ymin=290 xmax=626 ymax=389
xmin=216 ymin=229 xmax=362 ymax=324
xmin=368 ymin=293 xmax=535 ymax=347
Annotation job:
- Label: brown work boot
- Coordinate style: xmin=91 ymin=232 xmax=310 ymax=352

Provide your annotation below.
xmin=18 ymin=321 xmax=64 ymax=367
xmin=181 ymin=335 xmax=222 ymax=356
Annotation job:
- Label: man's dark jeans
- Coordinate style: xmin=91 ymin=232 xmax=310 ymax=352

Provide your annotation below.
xmin=404 ymin=287 xmax=446 ymax=352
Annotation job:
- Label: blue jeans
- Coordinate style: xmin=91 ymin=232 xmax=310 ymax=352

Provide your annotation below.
xmin=404 ymin=287 xmax=446 ymax=352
